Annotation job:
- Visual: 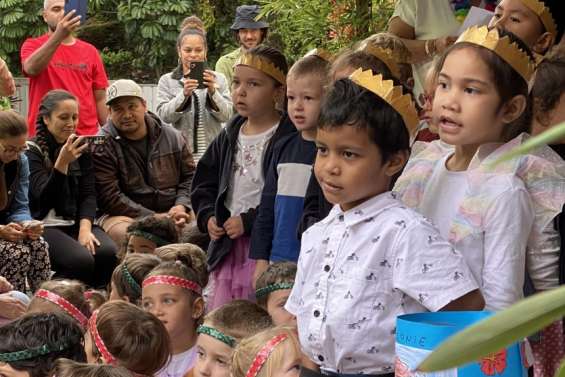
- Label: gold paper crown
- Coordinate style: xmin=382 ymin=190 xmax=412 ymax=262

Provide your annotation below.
xmin=520 ymin=0 xmax=557 ymax=37
xmin=236 ymin=53 xmax=286 ymax=84
xmin=456 ymin=26 xmax=535 ymax=82
xmin=359 ymin=44 xmax=402 ymax=80
xmin=349 ymin=68 xmax=419 ymax=137
xmin=304 ymin=48 xmax=335 ymax=63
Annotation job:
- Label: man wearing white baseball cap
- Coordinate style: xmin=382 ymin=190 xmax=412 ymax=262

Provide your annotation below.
xmin=93 ymin=79 xmax=196 ymax=245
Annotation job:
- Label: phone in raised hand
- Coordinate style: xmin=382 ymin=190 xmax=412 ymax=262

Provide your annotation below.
xmin=64 ymin=0 xmax=88 ymax=24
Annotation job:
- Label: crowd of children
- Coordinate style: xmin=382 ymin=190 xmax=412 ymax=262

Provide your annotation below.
xmin=1 ymin=1 xmax=565 ymax=377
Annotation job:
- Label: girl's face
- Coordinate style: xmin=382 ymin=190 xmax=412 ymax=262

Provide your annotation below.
xmin=232 ymin=65 xmax=283 ymax=120
xmin=178 ymin=35 xmax=207 ymax=72
xmin=434 ymin=47 xmax=515 ymax=148
xmin=266 ymin=289 xmax=296 ymax=327
xmin=489 ymin=0 xmax=548 ymax=52
xmin=127 ymin=235 xmax=157 ymax=254
xmin=0 ymin=134 xmax=27 ymax=164
xmin=194 ymin=333 xmax=233 ymax=377
xmin=142 ymin=284 xmax=202 ymax=350
xmin=0 ymin=363 xmax=31 ymax=377
xmin=269 ymin=340 xmax=300 ymax=377
xmin=43 ymin=99 xmax=79 ymax=144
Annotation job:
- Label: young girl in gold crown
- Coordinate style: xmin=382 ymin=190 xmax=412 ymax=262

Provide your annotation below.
xmin=395 ymin=26 xmax=565 ymax=313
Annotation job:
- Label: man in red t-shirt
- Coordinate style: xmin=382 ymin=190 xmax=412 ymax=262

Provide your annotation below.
xmin=20 ymin=0 xmax=109 ymax=136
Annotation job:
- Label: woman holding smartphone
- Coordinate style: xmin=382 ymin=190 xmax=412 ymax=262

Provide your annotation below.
xmin=26 ymin=90 xmax=117 ymax=288
xmin=156 ymin=16 xmax=233 ymax=162
xmin=0 ymin=110 xmax=50 ymax=292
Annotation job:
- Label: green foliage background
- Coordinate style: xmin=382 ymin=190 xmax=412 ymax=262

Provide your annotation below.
xmin=0 ymin=0 xmax=394 ymax=83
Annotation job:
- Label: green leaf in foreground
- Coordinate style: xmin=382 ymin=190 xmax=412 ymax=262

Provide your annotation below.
xmin=557 ymin=359 xmax=565 ymax=377
xmin=489 ymin=122 xmax=565 ymax=167
xmin=418 ymin=285 xmax=565 ymax=371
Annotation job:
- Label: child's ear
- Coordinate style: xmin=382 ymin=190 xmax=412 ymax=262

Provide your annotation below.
xmin=532 ymin=32 xmax=554 ymax=55
xmin=192 ymin=296 xmax=205 ymax=320
xmin=501 ymin=94 xmax=527 ymax=125
xmin=384 ymin=149 xmax=409 ymax=177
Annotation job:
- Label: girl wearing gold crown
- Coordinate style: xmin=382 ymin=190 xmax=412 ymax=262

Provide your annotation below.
xmin=191 ymin=46 xmax=294 ymax=310
xmin=489 ymin=0 xmax=563 ymax=57
xmin=395 ymin=26 xmax=565 ymax=321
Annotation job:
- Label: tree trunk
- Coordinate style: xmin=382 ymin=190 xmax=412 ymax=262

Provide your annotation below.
xmin=355 ymin=0 xmax=372 ymax=36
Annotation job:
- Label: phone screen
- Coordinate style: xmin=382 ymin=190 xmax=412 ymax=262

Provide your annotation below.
xmin=187 ymin=61 xmax=207 ymax=90
xmin=64 ymin=0 xmax=88 ymax=23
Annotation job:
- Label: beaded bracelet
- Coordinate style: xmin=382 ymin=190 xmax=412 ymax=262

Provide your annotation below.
xmin=255 ymin=282 xmax=294 ymax=299
xmin=0 ymin=342 xmax=68 ymax=362
xmin=122 ymin=263 xmax=141 ymax=295
xmin=197 ymin=325 xmax=236 ymax=348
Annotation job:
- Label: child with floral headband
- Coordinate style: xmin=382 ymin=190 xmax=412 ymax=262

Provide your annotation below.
xmin=287 ymin=68 xmax=484 ymax=376
xmin=27 ymin=279 xmax=91 ymax=329
xmin=0 ymin=312 xmax=86 ymax=377
xmin=109 ymin=253 xmax=162 ymax=304
xmin=191 ymin=45 xmax=294 ymax=310
xmin=142 ymin=257 xmax=205 ymax=377
xmin=184 ymin=299 xmax=272 ymax=377
xmin=85 ymin=301 xmax=170 ymax=376
xmin=121 ymin=215 xmax=178 ymax=258
xmin=231 ymin=326 xmax=300 ymax=377
xmin=255 ymin=262 xmax=296 ymax=327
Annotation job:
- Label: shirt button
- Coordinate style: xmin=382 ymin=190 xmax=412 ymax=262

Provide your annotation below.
xmin=318 ymin=355 xmax=324 ymax=362
xmin=313 ymin=310 xmax=320 ymax=317
xmin=338 ymin=215 xmax=344 ymax=221
xmin=324 ymin=265 xmax=330 ymax=272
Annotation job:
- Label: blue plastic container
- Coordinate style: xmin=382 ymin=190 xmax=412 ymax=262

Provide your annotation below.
xmin=395 ymin=312 xmax=527 ymax=376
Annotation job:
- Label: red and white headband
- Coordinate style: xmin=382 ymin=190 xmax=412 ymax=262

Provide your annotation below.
xmin=35 ymin=289 xmax=89 ymax=328
xmin=142 ymin=275 xmax=201 ymax=295
xmin=245 ymin=334 xmax=288 ymax=377
xmin=88 ymin=310 xmax=117 ymax=365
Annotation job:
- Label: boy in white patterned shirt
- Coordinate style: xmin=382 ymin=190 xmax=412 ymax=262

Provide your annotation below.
xmin=285 ymin=69 xmax=484 ymax=377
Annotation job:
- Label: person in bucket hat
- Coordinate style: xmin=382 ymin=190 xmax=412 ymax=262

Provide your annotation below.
xmin=215 ymin=5 xmax=269 ymax=87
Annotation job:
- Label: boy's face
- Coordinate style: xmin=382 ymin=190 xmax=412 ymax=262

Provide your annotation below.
xmin=314 ymin=125 xmax=397 ymax=211
xmin=194 ymin=333 xmax=233 ymax=377
xmin=266 ymin=289 xmax=296 ymax=327
xmin=127 ymin=235 xmax=157 ymax=254
xmin=287 ymin=74 xmax=324 ymax=136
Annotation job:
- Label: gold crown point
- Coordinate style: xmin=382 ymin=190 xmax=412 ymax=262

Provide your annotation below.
xmin=457 ymin=25 xmax=535 ymax=82
xmin=237 ymin=54 xmax=286 ymax=85
xmin=349 ymin=68 xmax=419 ymax=136
xmin=361 ymin=45 xmax=402 ymax=79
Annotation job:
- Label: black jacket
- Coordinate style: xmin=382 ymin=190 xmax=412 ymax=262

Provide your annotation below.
xmin=27 ymin=132 xmax=96 ymax=222
xmin=190 ymin=113 xmax=296 ymax=270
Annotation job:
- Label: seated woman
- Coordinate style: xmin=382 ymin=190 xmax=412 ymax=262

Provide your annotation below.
xmin=26 ymin=90 xmax=118 ymax=288
xmin=0 ymin=110 xmax=49 ymax=293
xmin=156 ymin=15 xmax=232 ymax=162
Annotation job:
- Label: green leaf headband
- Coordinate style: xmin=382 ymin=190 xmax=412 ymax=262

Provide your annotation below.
xmin=197 ymin=325 xmax=236 ymax=348
xmin=0 ymin=342 xmax=69 ymax=362
xmin=121 ymin=262 xmax=141 ymax=295
xmin=129 ymin=230 xmax=169 ymax=247
xmin=255 ymin=282 xmax=294 ymax=299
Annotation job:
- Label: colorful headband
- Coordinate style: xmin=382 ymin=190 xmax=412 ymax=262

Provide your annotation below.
xmin=142 ymin=275 xmax=202 ymax=295
xmin=129 ymin=230 xmax=169 ymax=247
xmin=456 ymin=26 xmax=535 ymax=82
xmin=255 ymin=282 xmax=294 ymax=298
xmin=361 ymin=45 xmax=402 ymax=80
xmin=197 ymin=325 xmax=236 ymax=348
xmin=245 ymin=334 xmax=288 ymax=377
xmin=236 ymin=53 xmax=286 ymax=85
xmin=84 ymin=290 xmax=94 ymax=300
xmin=88 ymin=310 xmax=117 ymax=365
xmin=519 ymin=0 xmax=557 ymax=37
xmin=35 ymin=289 xmax=89 ymax=328
xmin=349 ymin=68 xmax=419 ymax=137
xmin=121 ymin=263 xmax=142 ymax=295
xmin=0 ymin=342 xmax=70 ymax=362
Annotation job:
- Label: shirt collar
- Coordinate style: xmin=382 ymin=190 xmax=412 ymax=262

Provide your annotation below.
xmin=322 ymin=192 xmax=400 ymax=227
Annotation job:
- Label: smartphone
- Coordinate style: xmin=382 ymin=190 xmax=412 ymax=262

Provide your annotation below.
xmin=64 ymin=0 xmax=88 ymax=24
xmin=186 ymin=61 xmax=207 ymax=90
xmin=23 ymin=220 xmax=43 ymax=230
xmin=84 ymin=135 xmax=106 ymax=145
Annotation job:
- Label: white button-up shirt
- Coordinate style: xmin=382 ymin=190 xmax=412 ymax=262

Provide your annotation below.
xmin=286 ymin=192 xmax=479 ymax=374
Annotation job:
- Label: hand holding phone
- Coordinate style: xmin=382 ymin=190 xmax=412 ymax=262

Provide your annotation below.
xmin=187 ymin=61 xmax=207 ymax=90
xmin=64 ymin=0 xmax=88 ymax=24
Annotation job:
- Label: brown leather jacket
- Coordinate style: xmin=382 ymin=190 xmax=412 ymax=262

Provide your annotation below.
xmin=93 ymin=112 xmax=195 ymax=218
